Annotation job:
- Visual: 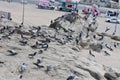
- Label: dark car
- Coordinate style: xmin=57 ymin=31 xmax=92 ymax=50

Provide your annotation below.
xmin=107 ymin=10 xmax=119 ymax=17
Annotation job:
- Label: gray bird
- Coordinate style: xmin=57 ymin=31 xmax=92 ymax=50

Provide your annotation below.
xmin=104 ymin=51 xmax=110 ymax=56
xmin=89 ymin=50 xmax=95 ymax=57
xmin=7 ymin=50 xmax=18 ymax=56
xmin=28 ymin=52 xmax=37 ymax=58
xmin=67 ymin=71 xmax=77 ymax=80
xmin=19 ymin=63 xmax=26 ymax=73
xmin=17 ymin=75 xmax=22 ymax=80
xmin=105 ymin=27 xmax=110 ymax=32
xmin=45 ymin=65 xmax=52 ymax=73
xmin=105 ymin=44 xmax=113 ymax=51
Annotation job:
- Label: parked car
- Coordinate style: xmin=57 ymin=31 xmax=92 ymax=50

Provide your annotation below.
xmin=105 ymin=17 xmax=120 ymax=24
xmin=82 ymin=7 xmax=91 ymax=14
xmin=82 ymin=7 xmax=100 ymax=16
xmin=38 ymin=2 xmax=55 ymax=10
xmin=107 ymin=10 xmax=119 ymax=17
xmin=21 ymin=0 xmax=28 ymax=4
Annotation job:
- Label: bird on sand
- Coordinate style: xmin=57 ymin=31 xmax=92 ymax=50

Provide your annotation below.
xmin=33 ymin=63 xmax=44 ymax=69
xmin=17 ymin=75 xmax=22 ymax=80
xmin=7 ymin=50 xmax=18 ymax=56
xmin=105 ymin=44 xmax=113 ymax=51
xmin=28 ymin=52 xmax=37 ymax=58
xmin=19 ymin=63 xmax=26 ymax=73
xmin=36 ymin=57 xmax=44 ymax=64
xmin=105 ymin=27 xmax=110 ymax=32
xmin=67 ymin=71 xmax=78 ymax=80
xmin=89 ymin=50 xmax=95 ymax=57
xmin=104 ymin=51 xmax=110 ymax=56
xmin=0 ymin=61 xmax=4 ymax=64
xmin=45 ymin=65 xmax=52 ymax=73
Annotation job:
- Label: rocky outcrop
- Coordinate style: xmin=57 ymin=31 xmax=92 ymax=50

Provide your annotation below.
xmin=104 ymin=72 xmax=120 ymax=80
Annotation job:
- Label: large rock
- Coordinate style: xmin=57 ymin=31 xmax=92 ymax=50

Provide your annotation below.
xmin=89 ymin=43 xmax=103 ymax=52
xmin=104 ymin=72 xmax=120 ymax=80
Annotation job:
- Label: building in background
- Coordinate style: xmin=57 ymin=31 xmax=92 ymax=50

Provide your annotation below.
xmin=79 ymin=0 xmax=120 ymax=9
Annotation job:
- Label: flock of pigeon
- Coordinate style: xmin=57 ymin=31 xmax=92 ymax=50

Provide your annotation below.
xmin=0 ymin=12 xmax=120 ymax=80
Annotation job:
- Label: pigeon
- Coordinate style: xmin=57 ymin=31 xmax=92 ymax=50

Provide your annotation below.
xmin=67 ymin=71 xmax=77 ymax=80
xmin=58 ymin=38 xmax=66 ymax=45
xmin=41 ymin=43 xmax=48 ymax=50
xmin=33 ymin=63 xmax=44 ymax=69
xmin=36 ymin=57 xmax=43 ymax=64
xmin=7 ymin=50 xmax=18 ymax=56
xmin=93 ymin=35 xmax=96 ymax=39
xmin=113 ymin=42 xmax=117 ymax=48
xmin=17 ymin=75 xmax=22 ymax=80
xmin=19 ymin=39 xmax=27 ymax=45
xmin=105 ymin=44 xmax=113 ymax=51
xmin=75 ymin=36 xmax=79 ymax=45
xmin=98 ymin=35 xmax=104 ymax=41
xmin=104 ymin=51 xmax=110 ymax=56
xmin=19 ymin=63 xmax=26 ymax=73
xmin=45 ymin=65 xmax=52 ymax=73
xmin=79 ymin=31 xmax=83 ymax=39
xmin=105 ymin=27 xmax=110 ymax=32
xmin=0 ymin=61 xmax=4 ymax=64
xmin=31 ymin=44 xmax=38 ymax=49
xmin=38 ymin=49 xmax=44 ymax=54
xmin=89 ymin=50 xmax=95 ymax=57
xmin=28 ymin=52 xmax=37 ymax=58
xmin=112 ymin=32 xmax=116 ymax=35
xmin=21 ymin=34 xmax=28 ymax=40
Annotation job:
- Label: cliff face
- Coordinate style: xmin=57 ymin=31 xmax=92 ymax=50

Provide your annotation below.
xmin=0 ymin=13 xmax=120 ymax=80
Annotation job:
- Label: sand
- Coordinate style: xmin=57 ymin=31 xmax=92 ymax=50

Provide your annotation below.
xmin=0 ymin=1 xmax=120 ymax=80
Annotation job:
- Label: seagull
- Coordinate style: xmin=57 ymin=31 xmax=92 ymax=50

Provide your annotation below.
xmin=28 ymin=52 xmax=37 ymax=58
xmin=19 ymin=63 xmax=26 ymax=73
xmin=7 ymin=50 xmax=18 ymax=56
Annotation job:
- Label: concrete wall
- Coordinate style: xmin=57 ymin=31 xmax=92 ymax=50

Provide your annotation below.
xmin=0 ymin=11 xmax=11 ymax=20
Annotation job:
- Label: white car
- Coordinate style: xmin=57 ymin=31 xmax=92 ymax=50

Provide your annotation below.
xmin=21 ymin=0 xmax=28 ymax=4
xmin=105 ymin=17 xmax=120 ymax=24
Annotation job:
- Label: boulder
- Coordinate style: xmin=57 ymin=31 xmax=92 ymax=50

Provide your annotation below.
xmin=104 ymin=72 xmax=120 ymax=80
